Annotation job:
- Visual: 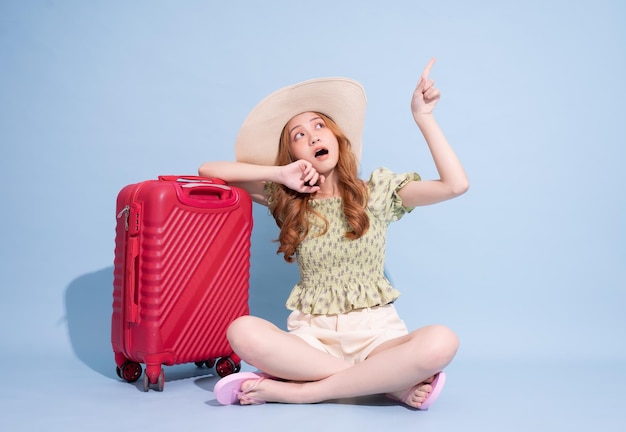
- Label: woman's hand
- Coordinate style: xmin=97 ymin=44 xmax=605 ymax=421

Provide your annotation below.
xmin=411 ymin=58 xmax=441 ymax=119
xmin=278 ymin=160 xmax=325 ymax=193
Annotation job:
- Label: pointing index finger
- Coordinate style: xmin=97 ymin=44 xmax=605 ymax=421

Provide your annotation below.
xmin=421 ymin=57 xmax=436 ymax=80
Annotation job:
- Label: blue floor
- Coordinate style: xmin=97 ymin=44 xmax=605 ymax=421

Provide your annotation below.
xmin=2 ymin=350 xmax=624 ymax=432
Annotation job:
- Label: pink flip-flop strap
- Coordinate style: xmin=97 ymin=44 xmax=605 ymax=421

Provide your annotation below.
xmin=237 ymin=376 xmax=266 ymax=405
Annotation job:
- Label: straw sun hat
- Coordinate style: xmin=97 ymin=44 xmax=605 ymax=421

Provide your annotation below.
xmin=235 ymin=77 xmax=367 ymax=166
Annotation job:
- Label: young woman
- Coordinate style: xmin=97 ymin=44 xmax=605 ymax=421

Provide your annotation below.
xmin=199 ymin=58 xmax=469 ymax=409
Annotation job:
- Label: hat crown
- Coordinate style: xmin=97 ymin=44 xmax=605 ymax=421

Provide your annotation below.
xmin=235 ymin=77 xmax=366 ymax=166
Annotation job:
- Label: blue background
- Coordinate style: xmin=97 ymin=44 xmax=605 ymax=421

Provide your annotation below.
xmin=1 ymin=1 xmax=624 ymax=431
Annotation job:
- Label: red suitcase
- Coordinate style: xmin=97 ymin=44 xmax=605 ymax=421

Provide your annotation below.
xmin=111 ymin=175 xmax=252 ymax=391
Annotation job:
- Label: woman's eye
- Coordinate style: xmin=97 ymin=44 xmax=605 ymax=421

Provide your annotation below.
xmin=294 ymin=132 xmax=304 ymax=140
xmin=315 ymin=122 xmax=324 ymax=129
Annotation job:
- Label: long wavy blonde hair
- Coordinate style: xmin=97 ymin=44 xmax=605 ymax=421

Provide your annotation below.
xmin=268 ymin=112 xmax=370 ymax=262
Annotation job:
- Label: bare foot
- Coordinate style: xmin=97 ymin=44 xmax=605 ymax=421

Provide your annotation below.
xmin=237 ymin=377 xmax=325 ymax=405
xmin=237 ymin=378 xmax=267 ymax=405
xmin=237 ymin=378 xmax=298 ymax=405
xmin=389 ymin=375 xmax=436 ymax=409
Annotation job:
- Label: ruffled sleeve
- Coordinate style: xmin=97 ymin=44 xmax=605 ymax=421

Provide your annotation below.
xmin=367 ymin=167 xmax=421 ymax=223
xmin=264 ymin=181 xmax=278 ymax=207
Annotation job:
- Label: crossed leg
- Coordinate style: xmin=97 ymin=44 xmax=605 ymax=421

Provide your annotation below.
xmin=224 ymin=315 xmax=459 ymax=408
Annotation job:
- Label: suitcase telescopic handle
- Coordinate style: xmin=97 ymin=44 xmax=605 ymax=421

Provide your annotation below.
xmin=176 ymin=182 xmax=238 ymax=208
xmin=158 ymin=175 xmax=226 ymax=185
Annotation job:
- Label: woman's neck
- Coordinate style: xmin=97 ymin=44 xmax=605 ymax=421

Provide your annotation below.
xmin=314 ymin=176 xmax=340 ymax=199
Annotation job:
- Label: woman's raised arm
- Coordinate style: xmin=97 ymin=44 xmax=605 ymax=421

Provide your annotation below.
xmin=397 ymin=58 xmax=469 ymax=207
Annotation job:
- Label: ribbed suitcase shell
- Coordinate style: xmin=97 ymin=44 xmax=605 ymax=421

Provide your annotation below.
xmin=111 ymin=176 xmax=252 ymax=391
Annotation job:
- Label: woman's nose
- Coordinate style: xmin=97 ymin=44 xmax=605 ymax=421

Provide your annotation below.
xmin=310 ymin=137 xmax=320 ymax=146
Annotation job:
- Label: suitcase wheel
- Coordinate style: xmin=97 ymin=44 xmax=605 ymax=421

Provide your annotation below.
xmin=143 ymin=368 xmax=165 ymax=392
xmin=194 ymin=359 xmax=216 ymax=369
xmin=117 ymin=361 xmax=142 ymax=383
xmin=215 ymin=357 xmax=241 ymax=377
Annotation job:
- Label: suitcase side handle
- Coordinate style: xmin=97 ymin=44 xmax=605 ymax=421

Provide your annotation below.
xmin=125 ymin=237 xmax=139 ymax=323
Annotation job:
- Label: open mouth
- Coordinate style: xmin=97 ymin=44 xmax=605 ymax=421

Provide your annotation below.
xmin=314 ymin=148 xmax=329 ymax=158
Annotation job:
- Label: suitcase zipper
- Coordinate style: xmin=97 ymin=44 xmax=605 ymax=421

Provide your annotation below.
xmin=117 ymin=205 xmax=130 ymax=231
xmin=121 ymin=184 xmax=143 ymax=235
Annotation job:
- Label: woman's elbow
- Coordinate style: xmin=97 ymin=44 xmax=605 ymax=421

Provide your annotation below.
xmin=451 ymin=177 xmax=470 ymax=197
xmin=198 ymin=162 xmax=212 ymax=177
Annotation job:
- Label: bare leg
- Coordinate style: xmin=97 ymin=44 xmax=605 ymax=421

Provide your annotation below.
xmin=367 ymin=336 xmax=444 ymax=407
xmin=227 ymin=315 xmax=353 ymax=381
xmin=229 ymin=320 xmax=459 ymax=408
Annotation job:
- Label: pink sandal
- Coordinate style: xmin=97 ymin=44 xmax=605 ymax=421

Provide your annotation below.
xmin=213 ymin=372 xmax=267 ymax=405
xmin=390 ymin=371 xmax=446 ymax=410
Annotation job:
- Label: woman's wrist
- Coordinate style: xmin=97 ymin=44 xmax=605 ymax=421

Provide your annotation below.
xmin=413 ymin=112 xmax=436 ymax=128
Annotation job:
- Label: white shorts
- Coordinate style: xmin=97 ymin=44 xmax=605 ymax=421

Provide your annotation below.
xmin=287 ymin=304 xmax=409 ymax=364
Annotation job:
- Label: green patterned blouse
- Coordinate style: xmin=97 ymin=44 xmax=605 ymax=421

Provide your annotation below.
xmin=268 ymin=167 xmax=420 ymax=315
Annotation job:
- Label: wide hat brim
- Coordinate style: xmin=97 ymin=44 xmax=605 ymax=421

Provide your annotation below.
xmin=235 ymin=77 xmax=366 ymax=166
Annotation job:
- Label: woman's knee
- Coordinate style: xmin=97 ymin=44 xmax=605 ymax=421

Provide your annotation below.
xmin=227 ymin=315 xmax=260 ymax=344
xmin=413 ymin=324 xmax=459 ymax=369
xmin=226 ymin=315 xmax=276 ymax=357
